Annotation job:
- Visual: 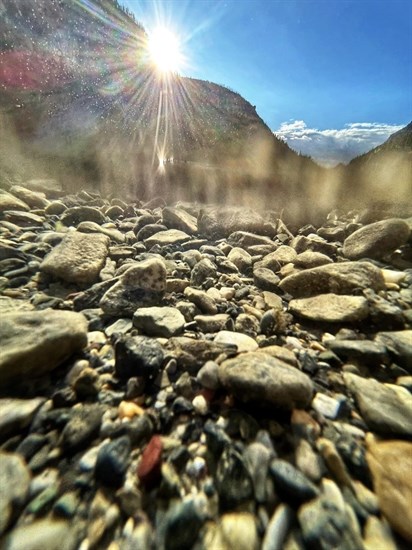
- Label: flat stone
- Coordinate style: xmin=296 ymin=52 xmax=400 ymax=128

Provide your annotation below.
xmin=269 ymin=458 xmax=319 ymax=505
xmin=375 ymin=330 xmax=412 ymax=372
xmin=195 ymin=314 xmax=230 ymax=333
xmin=343 ymin=372 xmax=412 ymax=436
xmin=214 ymin=330 xmax=258 ymax=352
xmin=0 ymin=310 xmax=87 ymax=386
xmin=343 ymin=219 xmax=411 ymax=260
xmin=162 ymin=206 xmax=198 ymax=234
xmin=218 ymin=352 xmax=314 ymax=408
xmin=266 ymin=246 xmax=297 ymax=265
xmin=366 ymin=434 xmax=412 ymax=542
xmin=279 ymin=261 xmax=385 ymax=298
xmin=144 ymin=229 xmax=191 ymax=246
xmin=77 ymin=221 xmax=125 ymax=243
xmin=0 ymin=451 xmax=31 ymax=535
xmin=0 ymin=296 xmax=34 ymax=314
xmin=184 ymin=287 xmax=218 ymax=314
xmin=40 ymin=231 xmax=110 ymax=284
xmin=229 ymin=231 xmax=275 ymax=249
xmin=60 ymin=206 xmax=106 ymax=226
xmin=325 ymin=338 xmax=388 ymax=363
xmin=0 ymin=398 xmax=45 ymax=440
xmin=294 ymin=250 xmax=333 ymax=268
xmin=133 ymin=306 xmax=185 ymax=337
xmin=164 ymin=337 xmax=228 ymax=374
xmin=289 ymin=293 xmax=369 ymax=323
xmin=0 ymin=192 xmax=29 ymax=213
xmin=291 ymin=235 xmax=337 ymax=256
xmin=100 ymin=258 xmax=166 ymax=316
xmin=198 ymin=206 xmax=267 ymax=238
xmin=9 ymin=185 xmax=49 ymax=209
xmin=253 ymin=266 xmax=280 ymax=291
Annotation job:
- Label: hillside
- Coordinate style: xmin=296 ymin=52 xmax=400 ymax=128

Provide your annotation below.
xmin=0 ymin=0 xmax=322 ymax=218
xmin=335 ymin=121 xmax=412 ymax=210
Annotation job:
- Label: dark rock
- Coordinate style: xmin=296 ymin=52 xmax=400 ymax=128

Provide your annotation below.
xmin=60 ymin=206 xmax=106 ymax=226
xmin=114 ymin=335 xmax=164 ymax=380
xmin=216 ymin=447 xmax=253 ymax=509
xmin=269 ymin=459 xmax=319 ymax=506
xmin=95 ymin=435 xmax=131 ymax=488
xmin=60 ymin=404 xmax=103 ymax=452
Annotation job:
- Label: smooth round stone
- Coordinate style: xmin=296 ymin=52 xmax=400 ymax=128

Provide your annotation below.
xmin=343 ymin=218 xmax=410 ymax=260
xmin=289 ymin=294 xmax=369 ymax=323
xmin=214 ymin=330 xmax=258 ymax=353
xmin=218 ymin=352 xmax=314 ymax=409
xmin=294 ymin=250 xmax=333 ymax=268
xmin=269 ymin=458 xmax=319 ymax=505
xmin=0 ymin=397 xmax=45 ymax=439
xmin=162 ymin=495 xmax=208 ymax=550
xmin=192 ymin=395 xmax=208 ymax=415
xmin=253 ymin=266 xmax=280 ymax=292
xmin=279 ymin=261 xmax=385 ymax=298
xmin=217 ymin=512 xmax=259 ymax=550
xmin=244 ymin=442 xmax=272 ymax=503
xmin=197 ymin=361 xmax=221 ymax=390
xmin=262 ymin=504 xmax=294 ymax=550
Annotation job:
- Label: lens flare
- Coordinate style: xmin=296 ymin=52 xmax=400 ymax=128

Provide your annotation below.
xmin=148 ymin=27 xmax=183 ymax=74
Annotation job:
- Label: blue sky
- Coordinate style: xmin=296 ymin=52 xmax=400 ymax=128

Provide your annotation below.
xmin=123 ymin=0 xmax=412 ymax=164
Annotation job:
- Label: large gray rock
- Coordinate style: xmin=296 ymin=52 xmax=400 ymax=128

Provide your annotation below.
xmin=0 ymin=310 xmax=88 ymax=386
xmin=100 ymin=258 xmax=166 ymax=317
xmin=10 ymin=185 xmax=49 ymax=209
xmin=343 ymin=372 xmax=412 ymax=436
xmin=218 ymin=352 xmax=314 ymax=408
xmin=289 ymin=293 xmax=369 ymax=323
xmin=198 ymin=206 xmax=268 ymax=238
xmin=0 ymin=192 xmax=29 ymax=213
xmin=133 ymin=306 xmax=185 ymax=337
xmin=162 ymin=206 xmax=198 ymax=234
xmin=375 ymin=330 xmax=412 ymax=372
xmin=279 ymin=261 xmax=385 ymax=298
xmin=40 ymin=231 xmax=109 ymax=284
xmin=343 ymin=218 xmax=410 ymax=260
xmin=0 ymin=451 xmax=31 ymax=535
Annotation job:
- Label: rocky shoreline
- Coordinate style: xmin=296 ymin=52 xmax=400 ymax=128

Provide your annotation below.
xmin=0 ymin=180 xmax=411 ymax=549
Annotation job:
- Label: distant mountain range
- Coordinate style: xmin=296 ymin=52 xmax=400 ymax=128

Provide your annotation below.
xmin=0 ymin=0 xmax=410 ymax=218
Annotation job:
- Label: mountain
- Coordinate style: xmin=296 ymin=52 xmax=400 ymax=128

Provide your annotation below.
xmin=335 ymin=121 xmax=412 ymax=210
xmin=0 ymin=0 xmax=323 ymax=219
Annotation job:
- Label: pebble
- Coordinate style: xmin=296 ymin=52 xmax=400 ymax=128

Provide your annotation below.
xmin=344 ymin=372 xmax=412 ymax=436
xmin=100 ymin=258 xmax=166 ymax=316
xmin=1 ymin=186 xmax=412 ymax=549
xmin=95 ymin=435 xmax=131 ymax=488
xmin=218 ymin=352 xmax=314 ymax=408
xmin=133 ymin=306 xmax=185 ymax=337
xmin=0 ymin=452 xmax=31 ymax=535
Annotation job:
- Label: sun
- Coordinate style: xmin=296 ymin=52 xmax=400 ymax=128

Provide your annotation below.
xmin=148 ymin=27 xmax=183 ymax=74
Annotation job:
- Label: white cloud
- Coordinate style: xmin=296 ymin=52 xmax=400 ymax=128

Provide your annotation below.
xmin=274 ymin=120 xmax=404 ymax=167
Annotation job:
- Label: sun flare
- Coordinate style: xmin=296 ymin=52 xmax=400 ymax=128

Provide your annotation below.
xmin=148 ymin=27 xmax=182 ymax=74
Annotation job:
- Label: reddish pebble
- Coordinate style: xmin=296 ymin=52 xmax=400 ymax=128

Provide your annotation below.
xmin=199 ymin=388 xmax=215 ymax=403
xmin=137 ymin=435 xmax=163 ymax=488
